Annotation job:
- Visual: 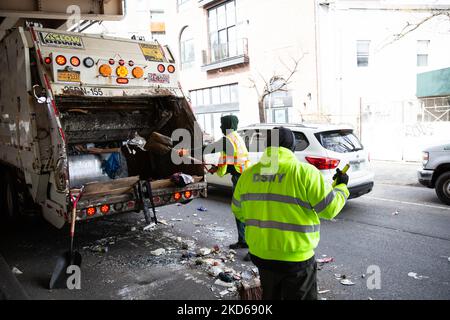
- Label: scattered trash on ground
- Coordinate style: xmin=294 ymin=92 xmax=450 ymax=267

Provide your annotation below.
xmin=130 ymin=227 xmax=137 ymax=232
xmin=170 ymin=218 xmax=183 ymax=222
xmin=408 ymin=272 xmax=429 ymax=280
xmin=143 ymin=223 xmax=156 ymax=231
xmin=219 ymin=272 xmax=234 ymax=283
xmin=318 ymin=290 xmax=330 ymax=294
xmin=150 ymin=248 xmax=166 ymax=256
xmin=197 ymin=248 xmax=212 ymax=256
xmin=158 ymin=220 xmax=169 ymax=226
xmin=197 ymin=206 xmax=208 ymax=212
xmin=215 ymin=279 xmax=235 ymax=288
xmin=392 ymin=210 xmax=399 ymax=215
xmin=12 ymin=267 xmax=23 ymax=275
xmin=340 ymin=279 xmax=355 ymax=286
xmin=317 ymin=257 xmax=334 ymax=264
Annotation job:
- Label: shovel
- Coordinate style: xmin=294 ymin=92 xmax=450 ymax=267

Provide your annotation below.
xmin=49 ymin=186 xmax=84 ymax=289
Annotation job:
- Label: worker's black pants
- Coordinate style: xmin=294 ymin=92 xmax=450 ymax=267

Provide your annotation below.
xmin=258 ymin=259 xmax=318 ymax=300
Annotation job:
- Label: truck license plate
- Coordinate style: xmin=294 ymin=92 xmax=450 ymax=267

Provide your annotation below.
xmin=57 ymin=70 xmax=80 ymax=82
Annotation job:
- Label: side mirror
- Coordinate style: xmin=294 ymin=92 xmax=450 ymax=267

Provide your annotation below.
xmin=32 ymin=85 xmax=47 ymax=104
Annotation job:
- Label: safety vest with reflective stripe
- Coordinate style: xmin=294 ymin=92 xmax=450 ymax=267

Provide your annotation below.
xmin=231 ymin=146 xmax=349 ymax=262
xmin=217 ymin=131 xmax=250 ymax=177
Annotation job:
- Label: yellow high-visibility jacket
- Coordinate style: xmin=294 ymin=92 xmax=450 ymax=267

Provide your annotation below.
xmin=216 ymin=131 xmax=250 ymax=177
xmin=231 ymin=146 xmax=349 ymax=262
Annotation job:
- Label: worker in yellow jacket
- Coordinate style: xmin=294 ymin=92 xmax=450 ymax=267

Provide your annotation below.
xmin=231 ymin=127 xmax=349 ymax=300
xmin=205 ymin=115 xmax=251 ymax=252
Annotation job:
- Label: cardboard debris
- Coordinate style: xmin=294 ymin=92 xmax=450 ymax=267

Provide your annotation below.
xmin=150 ymin=248 xmax=166 ymax=256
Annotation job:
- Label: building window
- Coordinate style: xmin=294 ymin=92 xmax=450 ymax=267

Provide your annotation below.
xmin=417 ymin=40 xmax=430 ymax=67
xmin=264 ymin=79 xmax=292 ymax=123
xmin=180 ymin=27 xmax=195 ymax=69
xmin=208 ymin=0 xmax=241 ymax=62
xmin=356 ymin=40 xmax=370 ymax=67
xmin=150 ymin=10 xmax=166 ymax=41
xmin=190 ymin=83 xmax=239 ymax=107
xmin=177 ymin=0 xmax=190 ymax=6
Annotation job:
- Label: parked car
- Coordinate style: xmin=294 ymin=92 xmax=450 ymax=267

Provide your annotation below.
xmin=205 ymin=123 xmax=374 ymax=199
xmin=417 ymin=143 xmax=450 ymax=205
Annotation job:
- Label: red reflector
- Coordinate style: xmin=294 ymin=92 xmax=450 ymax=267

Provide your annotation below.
xmin=157 ymin=64 xmax=165 ymax=73
xmin=100 ymin=204 xmax=110 ymax=214
xmin=305 ymin=156 xmax=340 ymax=170
xmin=86 ymin=207 xmax=96 ymax=216
xmin=70 ymin=56 xmax=80 ymax=67
xmin=119 ymin=59 xmax=125 ymax=66
xmin=109 ymin=58 xmax=115 ymax=65
xmin=128 ymin=60 xmax=134 ymax=66
xmin=174 ymin=192 xmax=182 ymax=201
xmin=184 ymin=191 xmax=192 ymax=199
xmin=116 ymin=77 xmax=129 ymax=84
xmin=44 ymin=57 xmax=52 ymax=64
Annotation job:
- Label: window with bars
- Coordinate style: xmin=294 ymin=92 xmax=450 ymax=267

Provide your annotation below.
xmin=357 ymin=40 xmax=370 ymax=67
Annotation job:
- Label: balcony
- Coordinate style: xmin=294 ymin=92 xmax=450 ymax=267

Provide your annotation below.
xmin=201 ymin=38 xmax=249 ymax=72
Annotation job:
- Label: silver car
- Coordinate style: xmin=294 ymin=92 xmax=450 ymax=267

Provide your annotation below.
xmin=205 ymin=123 xmax=374 ymax=199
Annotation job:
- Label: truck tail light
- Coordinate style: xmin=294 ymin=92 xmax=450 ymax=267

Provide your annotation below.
xmin=100 ymin=204 xmax=110 ymax=214
xmin=44 ymin=57 xmax=52 ymax=64
xmin=116 ymin=66 xmax=128 ymax=77
xmin=305 ymin=156 xmax=340 ymax=170
xmin=99 ymin=64 xmax=112 ymax=77
xmin=128 ymin=60 xmax=135 ymax=66
xmin=117 ymin=78 xmax=129 ymax=84
xmin=83 ymin=57 xmax=95 ymax=68
xmin=167 ymin=65 xmax=175 ymax=73
xmin=55 ymin=55 xmax=67 ymax=65
xmin=109 ymin=58 xmax=115 ymax=65
xmin=132 ymin=67 xmax=144 ymax=78
xmin=184 ymin=191 xmax=192 ymax=199
xmin=70 ymin=56 xmax=80 ymax=67
xmin=174 ymin=192 xmax=182 ymax=201
xmin=157 ymin=64 xmax=165 ymax=73
xmin=118 ymin=59 xmax=125 ymax=66
xmin=86 ymin=207 xmax=96 ymax=216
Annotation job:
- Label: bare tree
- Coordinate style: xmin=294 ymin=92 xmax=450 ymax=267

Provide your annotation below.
xmin=248 ymin=54 xmax=304 ymax=123
xmin=381 ymin=9 xmax=450 ymax=49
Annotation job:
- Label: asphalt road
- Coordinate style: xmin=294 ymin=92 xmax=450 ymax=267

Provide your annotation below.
xmin=1 ymin=160 xmax=449 ymax=300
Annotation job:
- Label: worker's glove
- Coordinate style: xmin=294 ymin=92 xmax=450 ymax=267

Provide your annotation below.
xmin=333 ymin=168 xmax=349 ymax=186
xmin=177 ymin=148 xmax=189 ymax=157
xmin=208 ymin=165 xmax=218 ymax=174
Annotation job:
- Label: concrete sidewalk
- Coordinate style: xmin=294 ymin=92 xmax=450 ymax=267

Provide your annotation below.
xmin=370 ymin=160 xmax=421 ymax=187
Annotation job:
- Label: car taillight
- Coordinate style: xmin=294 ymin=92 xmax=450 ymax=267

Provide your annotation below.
xmin=422 ymin=152 xmax=429 ymax=166
xmin=305 ymin=156 xmax=340 ymax=170
xmin=100 ymin=204 xmax=110 ymax=214
xmin=174 ymin=192 xmax=182 ymax=201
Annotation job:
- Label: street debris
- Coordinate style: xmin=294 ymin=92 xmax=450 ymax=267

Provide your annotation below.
xmin=12 ymin=267 xmax=23 ymax=275
xmin=197 ymin=248 xmax=212 ymax=256
xmin=150 ymin=248 xmax=166 ymax=256
xmin=130 ymin=227 xmax=137 ymax=232
xmin=214 ymin=279 xmax=235 ymax=288
xmin=340 ymin=279 xmax=355 ymax=286
xmin=408 ymin=272 xmax=429 ymax=280
xmin=392 ymin=210 xmax=400 ymax=215
xmin=170 ymin=218 xmax=183 ymax=222
xmin=219 ymin=272 xmax=234 ymax=283
xmin=143 ymin=223 xmax=156 ymax=231
xmin=197 ymin=206 xmax=208 ymax=212
xmin=318 ymin=290 xmax=330 ymax=294
xmin=317 ymin=257 xmax=334 ymax=264
xmin=219 ymin=289 xmax=230 ymax=296
xmin=158 ymin=220 xmax=169 ymax=226
xmin=208 ymin=266 xmax=224 ymax=277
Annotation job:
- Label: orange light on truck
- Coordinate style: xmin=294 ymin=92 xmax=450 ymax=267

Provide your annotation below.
xmin=184 ymin=191 xmax=192 ymax=199
xmin=157 ymin=64 xmax=165 ymax=73
xmin=167 ymin=65 xmax=175 ymax=73
xmin=132 ymin=67 xmax=144 ymax=79
xmin=55 ymin=55 xmax=67 ymax=65
xmin=100 ymin=204 xmax=110 ymax=214
xmin=174 ymin=192 xmax=182 ymax=201
xmin=70 ymin=56 xmax=80 ymax=67
xmin=99 ymin=64 xmax=112 ymax=77
xmin=86 ymin=207 xmax=96 ymax=216
xmin=116 ymin=66 xmax=128 ymax=77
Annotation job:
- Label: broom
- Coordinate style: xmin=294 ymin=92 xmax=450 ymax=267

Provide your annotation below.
xmin=239 ymin=277 xmax=263 ymax=300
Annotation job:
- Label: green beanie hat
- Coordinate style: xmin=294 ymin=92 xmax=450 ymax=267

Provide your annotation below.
xmin=220 ymin=115 xmax=239 ymax=131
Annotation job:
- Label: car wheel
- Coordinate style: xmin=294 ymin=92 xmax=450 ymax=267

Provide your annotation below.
xmin=435 ymin=171 xmax=450 ymax=205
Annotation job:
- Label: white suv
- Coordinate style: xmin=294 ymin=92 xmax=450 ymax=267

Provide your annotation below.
xmin=205 ymin=123 xmax=374 ymax=199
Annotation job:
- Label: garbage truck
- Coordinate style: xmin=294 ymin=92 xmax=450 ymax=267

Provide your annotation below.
xmin=0 ymin=26 xmax=207 ymax=228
